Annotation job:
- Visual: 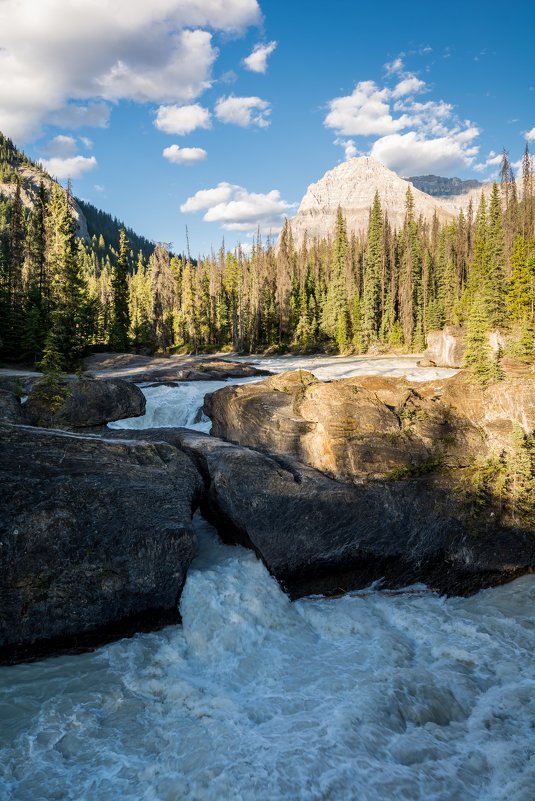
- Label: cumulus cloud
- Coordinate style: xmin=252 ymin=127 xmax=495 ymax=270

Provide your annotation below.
xmin=155 ymin=104 xmax=211 ymax=135
xmin=325 ymin=73 xmax=482 ymax=175
xmin=525 ymin=126 xmax=535 ymax=141
xmin=180 ymin=182 xmax=295 ymax=233
xmin=40 ymin=154 xmax=97 ymax=180
xmin=0 ymin=0 xmax=261 ymax=140
xmin=325 ymin=81 xmax=411 ymax=137
xmin=215 ymin=96 xmax=271 ymax=128
xmin=243 ymin=41 xmax=277 ymax=74
xmin=370 ymin=132 xmax=478 ymax=176
xmin=392 ymin=76 xmax=427 ymax=98
xmin=163 ymin=144 xmax=207 ymax=164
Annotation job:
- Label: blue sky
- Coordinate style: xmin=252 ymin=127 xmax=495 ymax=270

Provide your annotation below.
xmin=1 ymin=0 xmax=533 ymax=255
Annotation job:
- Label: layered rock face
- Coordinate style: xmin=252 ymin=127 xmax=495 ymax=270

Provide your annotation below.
xmin=24 ymin=377 xmax=146 ymax=428
xmin=205 ymin=370 xmax=492 ymax=481
xmin=0 ymin=425 xmax=202 ymax=664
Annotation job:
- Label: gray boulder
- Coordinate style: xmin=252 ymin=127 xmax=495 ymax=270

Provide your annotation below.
xmin=24 ymin=377 xmax=146 ymax=428
xmin=0 ymin=424 xmax=202 ymax=664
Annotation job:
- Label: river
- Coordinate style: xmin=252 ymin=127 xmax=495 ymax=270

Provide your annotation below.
xmin=1 ymin=356 xmax=533 ymax=801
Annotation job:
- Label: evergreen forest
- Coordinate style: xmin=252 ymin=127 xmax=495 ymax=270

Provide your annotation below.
xmin=0 ymin=131 xmax=533 ymax=383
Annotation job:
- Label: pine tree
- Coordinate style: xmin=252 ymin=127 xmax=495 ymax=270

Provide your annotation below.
xmin=45 ymin=184 xmax=90 ymax=368
xmin=522 ymin=143 xmax=533 ymax=240
xmin=486 ymin=182 xmax=507 ymax=327
xmin=361 ymin=192 xmax=383 ymax=348
xmin=321 ymin=207 xmax=351 ymax=350
xmin=109 ymin=227 xmax=130 ymax=351
xmin=463 ymin=291 xmax=502 ymax=386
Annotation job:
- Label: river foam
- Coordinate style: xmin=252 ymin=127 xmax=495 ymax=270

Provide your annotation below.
xmin=1 ymin=515 xmax=534 ymax=801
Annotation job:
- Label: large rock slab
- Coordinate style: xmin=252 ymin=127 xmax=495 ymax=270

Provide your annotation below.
xmin=0 ymin=424 xmax=203 ymax=664
xmin=24 ymin=377 xmax=146 ymax=428
xmin=205 ymin=370 xmax=488 ymax=482
xmin=137 ymin=429 xmax=535 ymax=599
xmin=85 ymin=352 xmax=270 ymax=384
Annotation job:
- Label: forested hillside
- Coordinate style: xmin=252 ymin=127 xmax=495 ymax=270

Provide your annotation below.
xmin=0 ymin=129 xmax=533 ymax=382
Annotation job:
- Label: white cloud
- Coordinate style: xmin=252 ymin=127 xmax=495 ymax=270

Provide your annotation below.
xmin=47 ymin=103 xmax=111 ymax=131
xmin=94 ymin=184 xmax=105 ymax=192
xmin=325 ymin=73 xmax=482 ymax=176
xmin=0 ymin=0 xmax=261 ymax=140
xmin=215 ymin=95 xmax=271 ymax=128
xmin=243 ymin=41 xmax=277 ymax=74
xmin=180 ymin=181 xmax=295 ymax=233
xmin=525 ymin=126 xmax=535 ymax=141
xmin=163 ymin=144 xmax=207 ymax=164
xmin=155 ymin=104 xmax=211 ymax=135
xmin=392 ymin=76 xmax=426 ymax=98
xmin=40 ymin=154 xmax=97 ymax=180
xmin=80 ymin=136 xmax=93 ymax=149
xmin=384 ymin=57 xmax=404 ymax=75
xmin=325 ymin=81 xmax=408 ymax=137
xmin=370 ymin=132 xmax=478 ymax=176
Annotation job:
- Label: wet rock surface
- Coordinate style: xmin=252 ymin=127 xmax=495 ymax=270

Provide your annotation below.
xmin=84 ymin=352 xmax=270 ymax=384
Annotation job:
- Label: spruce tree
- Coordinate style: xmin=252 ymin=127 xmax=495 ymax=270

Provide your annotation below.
xmin=321 ymin=207 xmax=351 ymax=351
xmin=109 ymin=227 xmax=130 ymax=351
xmin=463 ymin=291 xmax=502 ymax=386
xmin=361 ymin=192 xmax=383 ymax=348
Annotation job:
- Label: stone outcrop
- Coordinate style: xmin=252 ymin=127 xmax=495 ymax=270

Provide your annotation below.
xmin=206 ymin=368 xmax=535 ymax=479
xmin=24 ymin=377 xmax=146 ymax=428
xmin=0 ymin=165 xmax=89 ymax=240
xmin=204 ymin=369 xmax=493 ymax=482
xmin=422 ymin=326 xmax=505 ymax=368
xmin=0 ymin=424 xmax=203 ymax=664
xmin=108 ymin=428 xmax=534 ymax=600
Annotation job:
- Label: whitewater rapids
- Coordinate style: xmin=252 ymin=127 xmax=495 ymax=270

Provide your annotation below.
xmin=1 ymin=356 xmax=533 ymax=801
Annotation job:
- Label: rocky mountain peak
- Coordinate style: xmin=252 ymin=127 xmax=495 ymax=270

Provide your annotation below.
xmin=287 ymin=157 xmax=454 ymax=245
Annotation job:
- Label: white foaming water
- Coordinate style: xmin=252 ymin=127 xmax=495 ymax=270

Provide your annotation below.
xmin=233 ymin=354 xmax=459 ymax=382
xmin=2 ymin=356 xmax=533 ymax=801
xmin=108 ymin=377 xmax=260 ymax=433
xmin=1 ymin=516 xmax=534 ymax=801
